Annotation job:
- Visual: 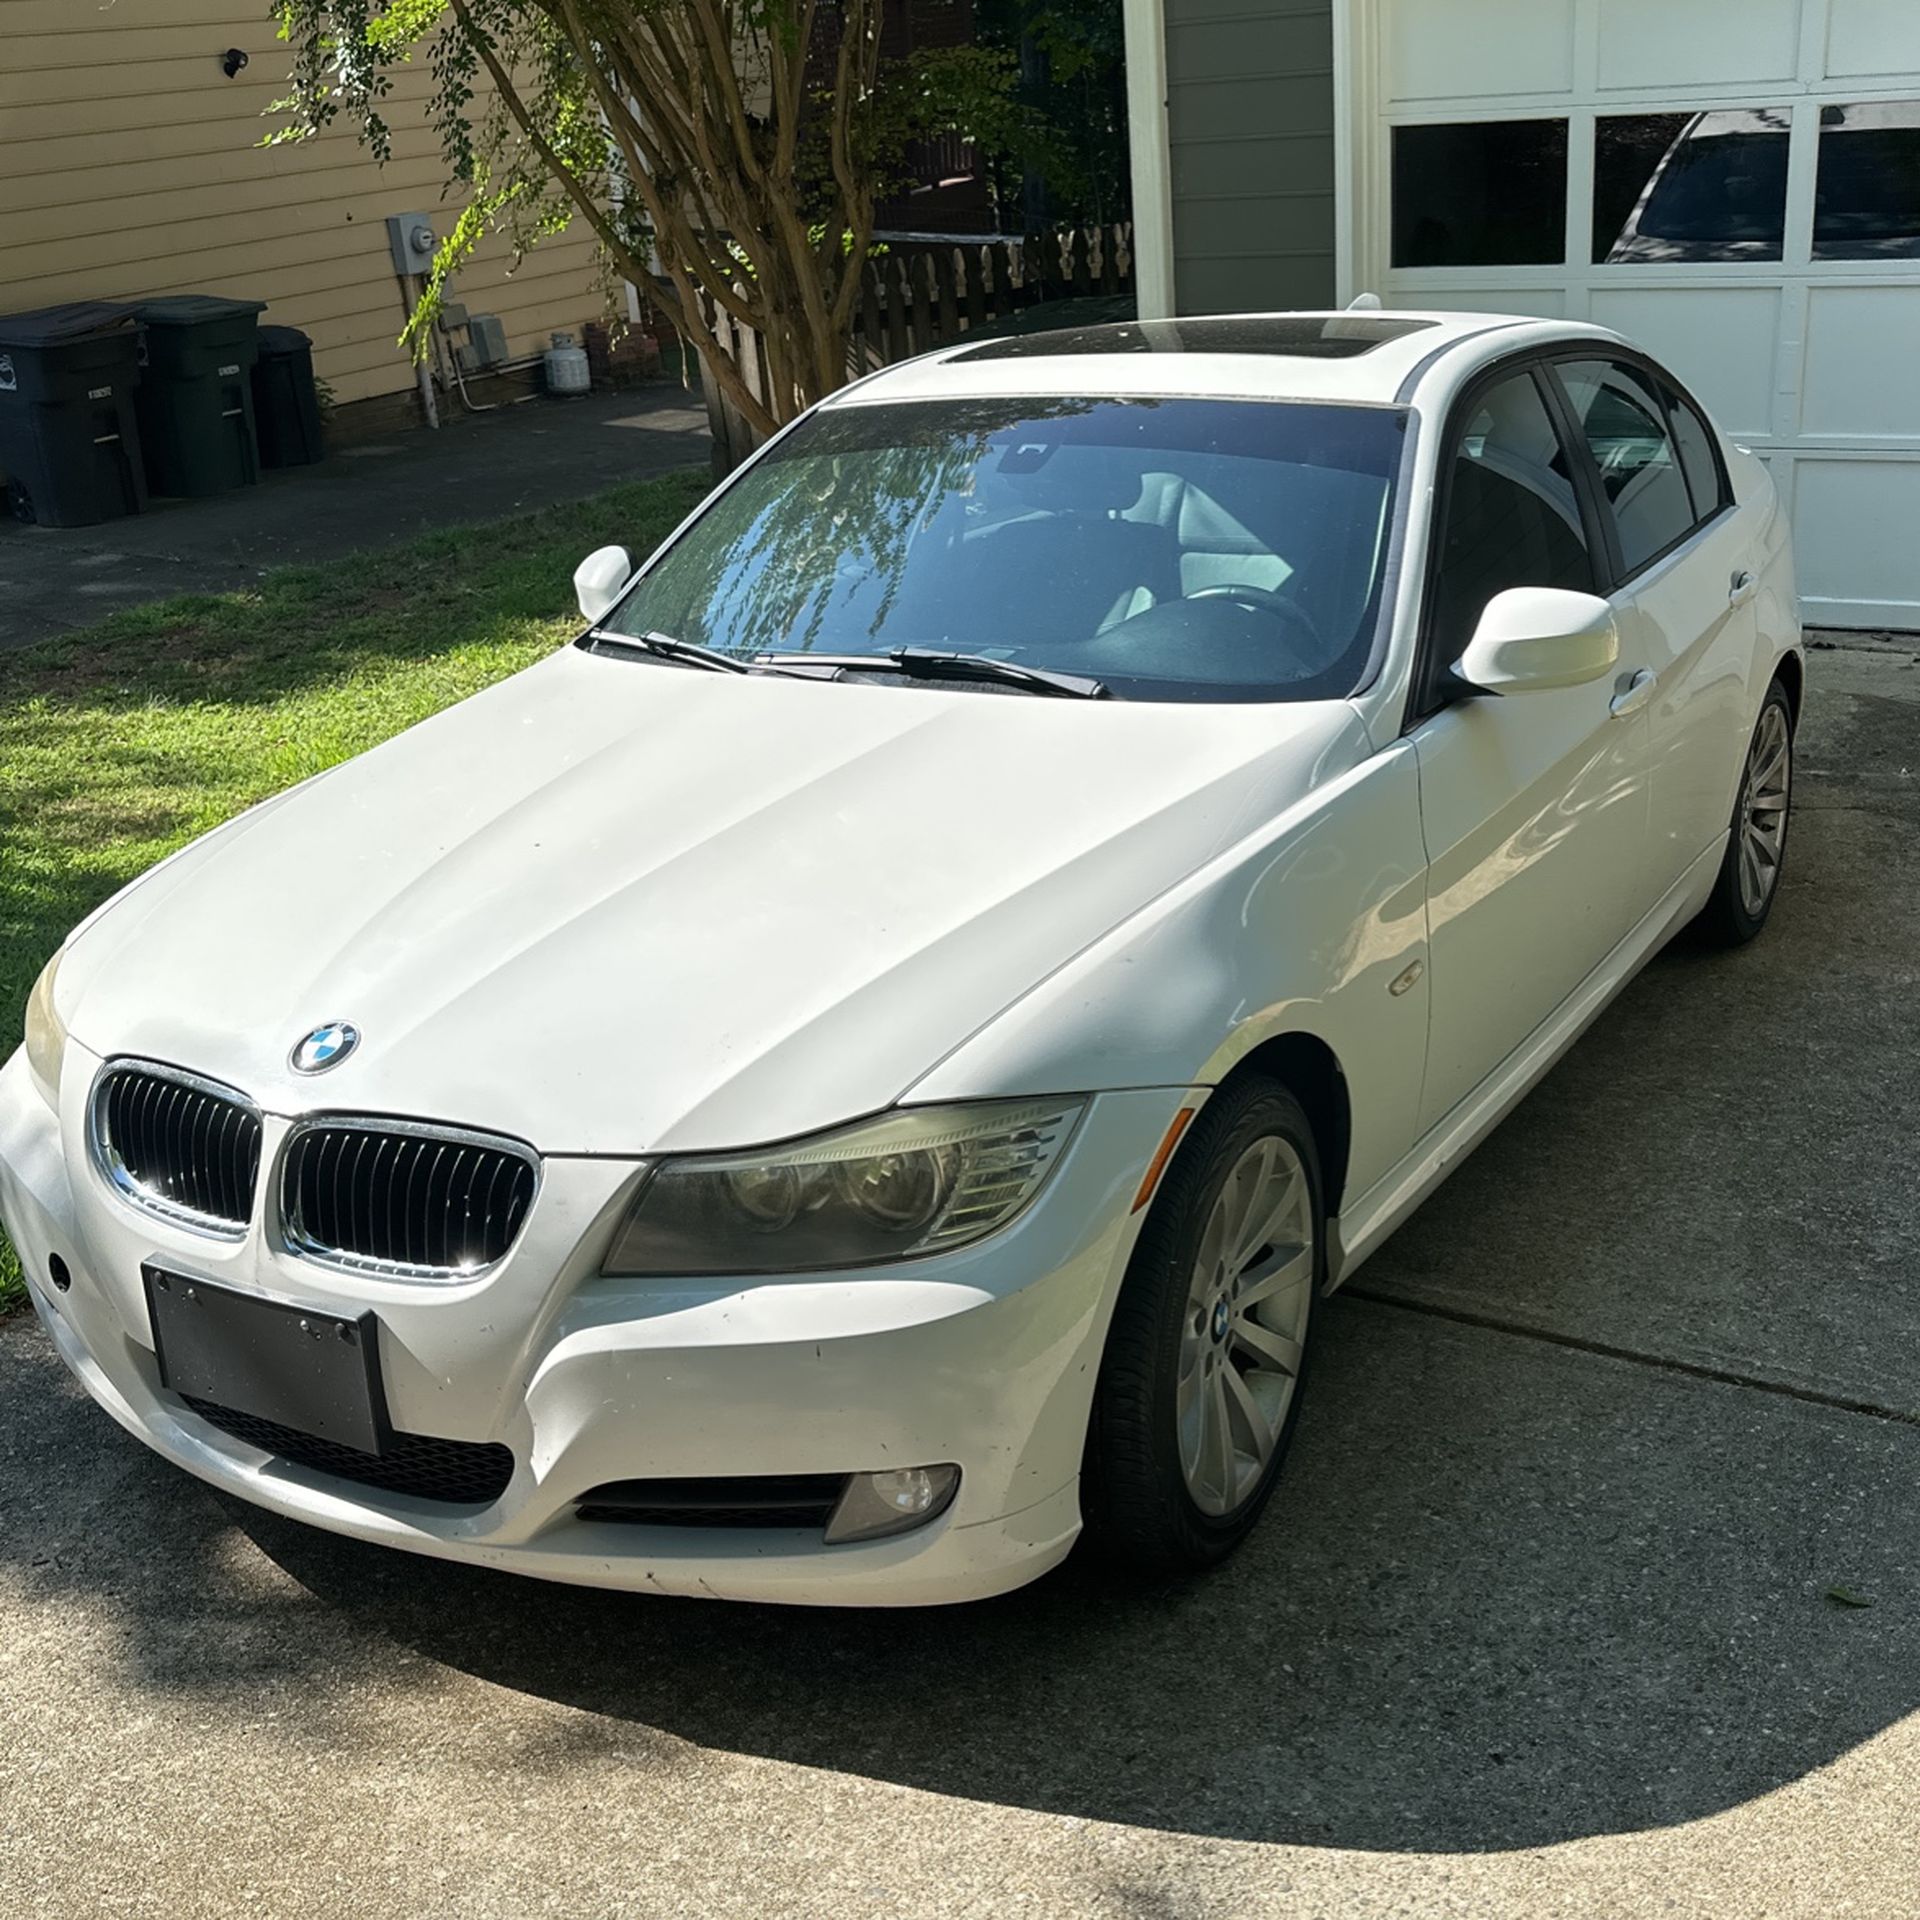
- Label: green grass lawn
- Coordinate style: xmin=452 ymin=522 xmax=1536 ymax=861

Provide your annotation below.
xmin=0 ymin=465 xmax=709 ymax=1314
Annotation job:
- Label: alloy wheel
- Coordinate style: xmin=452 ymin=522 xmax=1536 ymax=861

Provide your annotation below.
xmin=1176 ymin=1135 xmax=1315 ymax=1516
xmin=1737 ymin=701 xmax=1792 ymax=919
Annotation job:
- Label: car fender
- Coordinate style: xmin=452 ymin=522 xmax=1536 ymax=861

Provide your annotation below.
xmin=905 ymin=731 xmax=1431 ymax=1218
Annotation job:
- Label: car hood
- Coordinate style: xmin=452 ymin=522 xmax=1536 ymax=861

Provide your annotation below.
xmin=59 ymin=647 xmax=1367 ymax=1153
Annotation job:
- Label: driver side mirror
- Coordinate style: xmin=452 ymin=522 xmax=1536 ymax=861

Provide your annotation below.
xmin=1454 ymin=587 xmax=1619 ymax=695
xmin=574 ymin=544 xmax=634 ymax=626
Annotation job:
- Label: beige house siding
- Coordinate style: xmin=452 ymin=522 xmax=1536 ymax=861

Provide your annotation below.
xmin=0 ymin=2 xmax=610 ymax=406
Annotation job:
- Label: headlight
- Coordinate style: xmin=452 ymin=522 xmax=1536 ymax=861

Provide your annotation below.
xmin=602 ymin=1098 xmax=1085 ymax=1276
xmin=23 ymin=949 xmax=69 ymax=1107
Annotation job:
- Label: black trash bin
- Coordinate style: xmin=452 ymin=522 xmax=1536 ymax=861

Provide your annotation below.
xmin=133 ymin=296 xmax=267 ymax=497
xmin=251 ymin=325 xmax=325 ymax=468
xmin=0 ymin=302 xmax=148 ymax=528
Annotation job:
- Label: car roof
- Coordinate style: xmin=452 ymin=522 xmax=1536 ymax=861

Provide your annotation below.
xmin=822 ymin=311 xmax=1627 ymax=411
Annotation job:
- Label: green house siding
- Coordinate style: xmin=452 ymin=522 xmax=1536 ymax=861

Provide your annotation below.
xmin=1165 ymin=0 xmax=1338 ymax=315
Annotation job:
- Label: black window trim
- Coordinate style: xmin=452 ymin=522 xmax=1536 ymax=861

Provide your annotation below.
xmin=1403 ymin=342 xmax=1738 ymax=733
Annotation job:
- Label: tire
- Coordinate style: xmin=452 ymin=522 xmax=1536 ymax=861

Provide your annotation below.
xmin=1082 ymin=1077 xmax=1323 ymax=1577
xmin=1695 ymin=680 xmax=1795 ymax=948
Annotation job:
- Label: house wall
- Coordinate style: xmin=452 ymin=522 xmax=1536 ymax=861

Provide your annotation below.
xmin=1163 ymin=0 xmax=1339 ymax=313
xmin=0 ymin=3 xmax=608 ymax=407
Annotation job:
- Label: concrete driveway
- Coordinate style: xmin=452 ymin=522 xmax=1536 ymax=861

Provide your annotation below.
xmin=2 ymin=643 xmax=1916 ymax=1918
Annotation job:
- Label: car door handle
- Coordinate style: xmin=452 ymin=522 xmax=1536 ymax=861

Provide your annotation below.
xmin=1729 ymin=568 xmax=1758 ymax=607
xmin=1610 ymin=668 xmax=1657 ymax=718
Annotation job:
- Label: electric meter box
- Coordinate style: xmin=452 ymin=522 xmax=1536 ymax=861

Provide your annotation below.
xmin=386 ymin=213 xmax=439 ymax=276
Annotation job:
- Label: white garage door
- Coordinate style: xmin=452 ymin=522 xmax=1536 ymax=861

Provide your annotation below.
xmin=1340 ymin=0 xmax=1920 ymax=628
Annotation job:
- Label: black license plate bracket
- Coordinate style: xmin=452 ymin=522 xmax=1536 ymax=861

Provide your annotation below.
xmin=145 ymin=1266 xmax=391 ymax=1456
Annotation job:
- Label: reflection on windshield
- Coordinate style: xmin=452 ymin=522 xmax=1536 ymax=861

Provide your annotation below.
xmin=600 ymin=396 xmax=1408 ymax=704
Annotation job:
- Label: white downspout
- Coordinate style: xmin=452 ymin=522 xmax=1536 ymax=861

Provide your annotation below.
xmin=1124 ymin=0 xmax=1176 ymax=319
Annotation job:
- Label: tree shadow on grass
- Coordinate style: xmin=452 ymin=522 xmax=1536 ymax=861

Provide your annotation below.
xmin=0 ymin=470 xmax=707 ymax=719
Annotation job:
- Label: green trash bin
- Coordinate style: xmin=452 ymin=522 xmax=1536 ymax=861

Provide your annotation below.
xmin=133 ymin=296 xmax=267 ymax=497
xmin=0 ymin=302 xmax=149 ymax=527
xmin=252 ymin=325 xmax=325 ymax=468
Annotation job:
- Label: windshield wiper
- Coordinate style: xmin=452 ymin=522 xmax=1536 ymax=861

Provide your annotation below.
xmin=757 ymin=647 xmax=1108 ymax=700
xmin=890 ymin=648 xmax=1108 ymax=699
xmin=587 ymin=629 xmax=752 ymax=675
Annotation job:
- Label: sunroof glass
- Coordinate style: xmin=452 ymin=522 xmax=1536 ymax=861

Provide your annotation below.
xmin=953 ymin=316 xmax=1438 ymax=362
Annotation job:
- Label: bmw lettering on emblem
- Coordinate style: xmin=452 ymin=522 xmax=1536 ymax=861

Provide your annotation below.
xmin=291 ymin=1021 xmax=360 ymax=1074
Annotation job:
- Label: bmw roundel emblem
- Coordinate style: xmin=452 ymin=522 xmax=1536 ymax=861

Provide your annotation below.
xmin=291 ymin=1020 xmax=360 ymax=1075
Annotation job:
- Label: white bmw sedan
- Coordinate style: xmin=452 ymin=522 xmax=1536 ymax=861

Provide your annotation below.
xmin=1 ymin=312 xmax=1800 ymax=1606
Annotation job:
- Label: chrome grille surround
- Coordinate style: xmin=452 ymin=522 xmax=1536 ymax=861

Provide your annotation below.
xmin=278 ymin=1114 xmax=541 ymax=1282
xmin=88 ymin=1058 xmax=264 ymax=1240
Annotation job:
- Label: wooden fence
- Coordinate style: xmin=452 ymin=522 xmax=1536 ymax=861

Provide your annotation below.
xmin=699 ymin=223 xmax=1133 ymax=471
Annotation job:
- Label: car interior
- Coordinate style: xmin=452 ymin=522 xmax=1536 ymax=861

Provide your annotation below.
xmin=872 ymin=438 xmax=1396 ymax=691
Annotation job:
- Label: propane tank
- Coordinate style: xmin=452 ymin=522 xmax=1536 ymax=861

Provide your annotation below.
xmin=544 ymin=331 xmax=591 ymax=395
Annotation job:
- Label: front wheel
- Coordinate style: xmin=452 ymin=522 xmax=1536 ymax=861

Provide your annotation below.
xmin=1082 ymin=1078 xmax=1322 ymax=1577
xmin=1696 ymin=681 xmax=1794 ymax=947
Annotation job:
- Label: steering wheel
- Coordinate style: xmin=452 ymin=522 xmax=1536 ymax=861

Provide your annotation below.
xmin=1186 ymin=581 xmax=1327 ymax=659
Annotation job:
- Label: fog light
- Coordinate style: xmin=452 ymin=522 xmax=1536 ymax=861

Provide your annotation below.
xmin=824 ymin=1464 xmax=960 ymax=1544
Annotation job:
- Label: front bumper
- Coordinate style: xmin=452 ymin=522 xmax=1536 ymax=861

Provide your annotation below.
xmin=0 ymin=1043 xmax=1185 ymax=1605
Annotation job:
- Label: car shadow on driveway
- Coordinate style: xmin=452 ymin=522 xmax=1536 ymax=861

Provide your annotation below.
xmin=218 ymin=1268 xmax=1919 ymax=1855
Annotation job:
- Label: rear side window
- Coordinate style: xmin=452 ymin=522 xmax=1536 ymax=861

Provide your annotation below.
xmin=1665 ymin=388 xmax=1728 ymax=521
xmin=1555 ymin=359 xmax=1696 ymax=574
xmin=1427 ymin=369 xmax=1594 ymax=676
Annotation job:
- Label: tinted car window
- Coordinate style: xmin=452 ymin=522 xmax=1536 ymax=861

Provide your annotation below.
xmin=1556 ymin=360 xmax=1697 ymax=574
xmin=600 ymin=396 xmax=1408 ymax=704
xmin=1665 ymin=388 xmax=1727 ymax=521
xmin=1428 ymin=370 xmax=1593 ymax=675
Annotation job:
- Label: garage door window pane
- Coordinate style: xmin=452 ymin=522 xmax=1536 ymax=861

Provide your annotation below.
xmin=1558 ymin=361 xmax=1696 ymax=574
xmin=1814 ymin=103 xmax=1920 ymax=260
xmin=1593 ymin=110 xmax=1790 ymax=263
xmin=1393 ymin=121 xmax=1568 ymax=268
xmin=1430 ymin=373 xmax=1592 ymax=672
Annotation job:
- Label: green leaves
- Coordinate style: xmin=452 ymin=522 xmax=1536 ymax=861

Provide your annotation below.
xmin=364 ymin=0 xmax=451 ymax=52
xmin=1826 ymin=1584 xmax=1875 ymax=1609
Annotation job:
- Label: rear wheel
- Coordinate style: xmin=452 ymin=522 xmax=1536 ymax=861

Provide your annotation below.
xmin=1082 ymin=1078 xmax=1322 ymax=1576
xmin=1697 ymin=681 xmax=1794 ymax=947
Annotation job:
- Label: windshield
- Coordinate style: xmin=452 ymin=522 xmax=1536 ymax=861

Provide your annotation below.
xmin=598 ymin=395 xmax=1409 ymax=703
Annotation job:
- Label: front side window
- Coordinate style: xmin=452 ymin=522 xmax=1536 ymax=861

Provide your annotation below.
xmin=1427 ymin=370 xmax=1593 ymax=677
xmin=1556 ymin=360 xmax=1697 ymax=574
xmin=600 ymin=396 xmax=1408 ymax=703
